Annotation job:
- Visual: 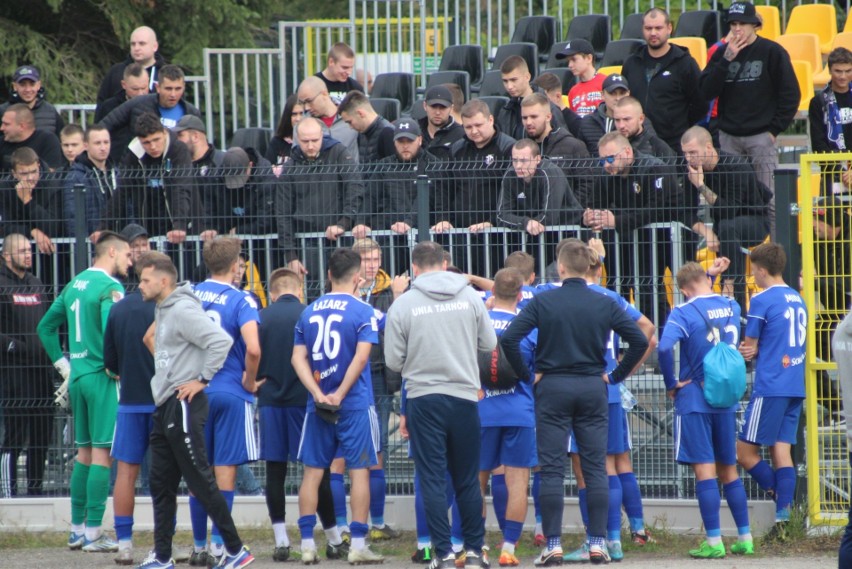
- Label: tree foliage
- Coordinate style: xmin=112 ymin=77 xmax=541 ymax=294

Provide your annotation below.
xmin=0 ymin=0 xmax=291 ymax=104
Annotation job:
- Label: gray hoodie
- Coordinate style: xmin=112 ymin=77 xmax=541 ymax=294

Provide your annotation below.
xmin=833 ymin=311 xmax=852 ymax=445
xmin=150 ymin=282 xmax=233 ymax=406
xmin=385 ymin=271 xmax=496 ymax=403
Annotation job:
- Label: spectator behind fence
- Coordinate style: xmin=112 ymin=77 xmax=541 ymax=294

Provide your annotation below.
xmin=1 ymin=148 xmax=63 ymax=254
xmin=809 ymin=47 xmax=852 ymax=192
xmin=276 ymin=117 xmax=364 ymax=289
xmin=578 ymin=75 xmax=631 ymax=157
xmin=520 ymin=92 xmax=593 ymax=200
xmin=355 ymin=69 xmax=374 ymax=95
xmin=315 ymin=42 xmax=365 ymax=105
xmin=102 ymin=226 xmax=155 ymax=565
xmin=0 ymin=65 xmax=64 ymax=138
xmin=63 ymin=125 xmax=118 ymax=240
xmin=586 ymin=132 xmax=685 ymax=320
xmin=266 ymin=94 xmax=304 ymax=169
xmin=497 ymin=139 xmax=578 ymax=234
xmin=658 ymin=263 xmax=753 ymax=559
xmin=101 ymin=64 xmax=202 ymax=156
xmin=173 ymin=114 xmax=223 ymax=241
xmin=0 ymin=104 xmax=63 ymax=172
xmin=0 ymin=233 xmax=54 ymax=497
xmin=297 ymin=76 xmax=360 ymax=162
xmin=417 ymin=85 xmax=465 ymax=160
xmin=96 ymin=64 xmax=151 ymax=164
xmin=338 ymin=90 xmax=395 ymax=165
xmin=621 ymin=8 xmax=704 ymax=152
xmin=97 ymin=26 xmax=165 ymax=106
xmin=496 ymin=56 xmax=565 ymax=141
xmin=370 ymin=119 xmax=446 ymax=236
xmin=700 ymin=1 xmax=799 ymax=237
xmin=612 ymin=97 xmax=676 ymax=163
xmin=59 ymin=124 xmax=86 ymax=172
xmin=443 ymin=83 xmax=465 ymax=123
xmin=534 ymin=72 xmax=566 ymax=110
xmin=37 ymin=231 xmax=132 ymax=553
xmin=210 ymin=147 xmax=276 ymax=237
xmin=681 ymin=126 xmax=770 ymax=307
xmin=435 ymin=99 xmax=515 ymax=233
xmin=385 ymin=240 xmax=497 ymax=569
xmin=556 ymin=39 xmax=605 ymax=117
xmin=106 ymin=113 xmax=194 ymax=243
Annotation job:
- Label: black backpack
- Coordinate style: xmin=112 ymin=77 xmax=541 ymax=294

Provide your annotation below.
xmin=477 ymin=343 xmax=523 ymax=391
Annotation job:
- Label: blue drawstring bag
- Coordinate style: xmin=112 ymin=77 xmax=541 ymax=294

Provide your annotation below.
xmin=691 ymin=304 xmax=747 ymax=408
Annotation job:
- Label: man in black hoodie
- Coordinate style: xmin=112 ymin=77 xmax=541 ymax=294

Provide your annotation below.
xmin=1 ymin=148 xmax=63 ymax=255
xmin=612 ymin=97 xmax=676 ymax=164
xmin=621 ymin=8 xmax=704 ymax=152
xmin=496 ymin=56 xmax=565 ymax=140
xmin=0 ymin=233 xmax=54 ymax=497
xmin=174 ymin=114 xmax=223 ymax=241
xmin=700 ymin=1 xmax=799 ymax=236
xmin=417 ymin=85 xmax=465 ymax=160
xmin=578 ymin=75 xmax=631 ymax=156
xmin=96 ymin=64 xmax=152 ymax=164
xmin=64 ymin=125 xmax=119 ymax=240
xmin=106 ymin=113 xmax=194 ymax=244
xmin=97 ymin=26 xmax=166 ymax=106
xmin=276 ymin=117 xmax=364 ymax=295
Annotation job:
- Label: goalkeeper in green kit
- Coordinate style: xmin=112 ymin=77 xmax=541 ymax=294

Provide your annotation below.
xmin=38 ymin=231 xmax=132 ymax=553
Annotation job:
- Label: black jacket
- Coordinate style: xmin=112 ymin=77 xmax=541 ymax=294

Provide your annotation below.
xmin=95 ymin=91 xmax=136 ymax=163
xmin=621 ymin=44 xmax=704 ymax=150
xmin=107 ymin=134 xmax=194 ymax=237
xmin=190 ymin=144 xmax=226 ymax=234
xmin=445 ymin=129 xmax=516 ymax=227
xmin=496 ymin=86 xmax=566 ymax=140
xmin=587 ymin=154 xmax=686 ymax=234
xmin=0 ymin=98 xmax=64 ymax=138
xmin=101 ymin=94 xmax=202 ymax=139
xmin=276 ymin=136 xmax=364 ymax=262
xmin=496 ymin=158 xmax=578 ymax=228
xmin=418 ymin=116 xmax=465 ymax=160
xmin=0 ymin=264 xmax=51 ymax=369
xmin=700 ymin=36 xmax=799 ymax=137
xmin=808 ymin=85 xmax=852 ymax=153
xmin=539 ymin=126 xmax=595 ymax=207
xmin=209 ymin=147 xmax=276 ymax=235
xmin=358 ymin=116 xmax=395 ymax=164
xmin=103 ymin=291 xmax=156 ymax=406
xmin=0 ymin=173 xmax=64 ymax=239
xmin=629 ymin=128 xmax=676 ymax=164
xmin=0 ymin=130 xmax=64 ymax=172
xmin=63 ymin=152 xmax=119 ymax=237
xmin=501 ymin=278 xmax=648 ymax=382
xmin=701 ymin=151 xmax=771 ymax=227
xmin=578 ymin=104 xmax=660 ymax=158
xmin=257 ymin=294 xmax=309 ymax=407
xmin=97 ymin=53 xmax=167 ymax=105
xmin=367 ymin=148 xmax=445 ymax=229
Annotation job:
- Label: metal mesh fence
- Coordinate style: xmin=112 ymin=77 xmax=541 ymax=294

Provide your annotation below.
xmin=0 ymin=149 xmax=786 ymax=502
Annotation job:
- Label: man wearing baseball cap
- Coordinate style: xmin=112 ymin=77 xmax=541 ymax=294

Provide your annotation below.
xmin=578 ymin=74 xmax=632 ymax=155
xmin=700 ymin=1 xmax=799 ymax=238
xmin=556 ymin=39 xmax=606 ymax=117
xmin=174 ymin=115 xmax=225 ymax=241
xmin=0 ymin=65 xmax=64 ymax=137
xmin=418 ymin=85 xmax=464 ymax=160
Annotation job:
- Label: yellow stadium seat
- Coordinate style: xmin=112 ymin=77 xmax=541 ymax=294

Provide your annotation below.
xmin=813 ymin=32 xmax=852 ymax=87
xmin=776 ymin=33 xmax=822 ymax=75
xmin=791 ymin=59 xmax=815 ymax=113
xmin=785 ymin=3 xmax=837 ymax=54
xmin=755 ymin=5 xmax=781 ymax=41
xmin=669 ymin=36 xmax=708 ymax=69
xmin=597 ymin=65 xmax=622 ymax=77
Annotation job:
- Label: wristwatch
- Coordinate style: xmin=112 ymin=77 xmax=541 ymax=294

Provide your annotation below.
xmin=199 ymin=377 xmax=211 ymax=386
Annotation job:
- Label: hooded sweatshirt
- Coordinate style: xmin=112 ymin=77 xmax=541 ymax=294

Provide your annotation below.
xmin=384 ymin=270 xmax=496 ymax=403
xmin=150 ymin=282 xmax=233 ymax=406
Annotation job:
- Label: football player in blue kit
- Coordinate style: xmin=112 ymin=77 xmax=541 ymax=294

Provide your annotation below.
xmin=737 ymin=243 xmax=807 ymax=542
xmin=658 ymin=262 xmax=752 ymax=559
xmin=292 ymin=248 xmax=384 ymax=565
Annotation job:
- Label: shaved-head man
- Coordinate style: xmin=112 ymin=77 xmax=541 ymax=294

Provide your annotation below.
xmin=97 ymin=25 xmax=166 ymax=106
xmin=296 ymin=76 xmax=360 ymax=161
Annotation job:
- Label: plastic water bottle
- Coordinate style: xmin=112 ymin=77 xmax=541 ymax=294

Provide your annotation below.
xmin=620 ymin=383 xmax=638 ymax=411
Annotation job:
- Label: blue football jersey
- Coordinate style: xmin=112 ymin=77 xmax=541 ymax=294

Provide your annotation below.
xmin=659 ymin=294 xmax=741 ymax=414
xmin=745 ymin=285 xmax=807 ymax=398
xmin=194 ymin=280 xmax=260 ymax=402
xmin=589 ymin=283 xmax=643 ymax=404
xmin=295 ymin=292 xmax=379 ymax=411
xmin=478 ymin=309 xmax=536 ymax=428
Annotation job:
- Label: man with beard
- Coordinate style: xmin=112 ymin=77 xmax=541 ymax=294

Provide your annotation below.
xmin=416 ymin=85 xmax=465 ymax=160
xmin=496 ymin=56 xmax=565 ymax=140
xmin=611 ymin=97 xmax=676 ymax=163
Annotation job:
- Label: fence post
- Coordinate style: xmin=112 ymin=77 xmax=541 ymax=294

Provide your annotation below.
xmin=416 ymin=174 xmax=430 ymax=243
xmin=73 ymin=183 xmax=87 ymax=276
xmin=774 ymin=168 xmax=807 ymax=500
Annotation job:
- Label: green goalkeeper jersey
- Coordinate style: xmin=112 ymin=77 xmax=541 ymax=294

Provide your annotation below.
xmin=38 ymin=267 xmax=125 ymax=381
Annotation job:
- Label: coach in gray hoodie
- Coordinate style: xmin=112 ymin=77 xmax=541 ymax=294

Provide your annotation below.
xmin=137 ymin=252 xmax=254 ymax=568
xmin=385 ymin=240 xmax=496 ymax=568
